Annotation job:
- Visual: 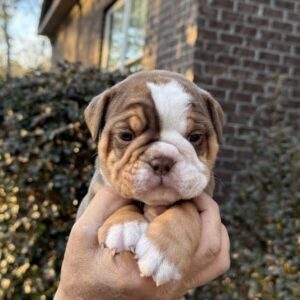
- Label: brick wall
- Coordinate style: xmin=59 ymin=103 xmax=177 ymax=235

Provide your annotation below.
xmin=143 ymin=0 xmax=199 ymax=80
xmin=144 ymin=0 xmax=300 ymax=200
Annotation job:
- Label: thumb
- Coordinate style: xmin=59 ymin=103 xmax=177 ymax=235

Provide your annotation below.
xmin=76 ymin=187 xmax=130 ymax=228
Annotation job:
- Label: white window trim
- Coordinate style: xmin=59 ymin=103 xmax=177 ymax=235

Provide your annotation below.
xmin=101 ymin=0 xmax=144 ymax=72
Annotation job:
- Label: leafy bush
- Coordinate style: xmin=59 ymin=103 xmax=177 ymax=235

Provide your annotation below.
xmin=1 ymin=65 xmax=299 ymax=299
xmin=192 ymin=82 xmax=300 ymax=299
xmin=0 ymin=63 xmax=125 ymax=299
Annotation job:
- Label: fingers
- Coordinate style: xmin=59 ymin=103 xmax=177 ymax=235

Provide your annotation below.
xmin=188 ymin=224 xmax=230 ymax=288
xmin=193 ymin=192 xmax=221 ymax=219
xmin=192 ymin=193 xmax=222 ymax=267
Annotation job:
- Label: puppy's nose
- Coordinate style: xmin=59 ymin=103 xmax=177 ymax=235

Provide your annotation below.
xmin=150 ymin=157 xmax=174 ymax=175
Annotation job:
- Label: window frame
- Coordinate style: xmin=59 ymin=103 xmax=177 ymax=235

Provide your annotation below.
xmin=101 ymin=0 xmax=146 ymax=72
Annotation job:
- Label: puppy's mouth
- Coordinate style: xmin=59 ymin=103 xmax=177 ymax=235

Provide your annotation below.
xmin=133 ymin=162 xmax=209 ymax=205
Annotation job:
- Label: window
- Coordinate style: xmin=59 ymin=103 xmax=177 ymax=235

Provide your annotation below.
xmin=101 ymin=0 xmax=147 ymax=72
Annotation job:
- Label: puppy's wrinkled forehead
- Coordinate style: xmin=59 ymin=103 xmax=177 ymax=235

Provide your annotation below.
xmin=85 ymin=70 xmax=223 ymax=144
xmin=106 ymin=71 xmax=209 ymax=132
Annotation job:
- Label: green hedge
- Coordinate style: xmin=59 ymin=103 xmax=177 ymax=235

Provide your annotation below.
xmin=0 ymin=64 xmax=299 ymax=299
xmin=0 ymin=63 xmax=125 ymax=299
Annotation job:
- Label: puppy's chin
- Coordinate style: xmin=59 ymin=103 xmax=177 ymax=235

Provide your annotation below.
xmin=138 ymin=186 xmax=181 ymax=206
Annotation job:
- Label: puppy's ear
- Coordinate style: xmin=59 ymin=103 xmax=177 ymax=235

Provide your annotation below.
xmin=204 ymin=92 xmax=224 ymax=143
xmin=84 ymin=89 xmax=112 ymax=141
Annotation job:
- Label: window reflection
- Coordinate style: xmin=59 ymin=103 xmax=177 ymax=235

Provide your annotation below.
xmin=107 ymin=4 xmax=125 ymax=70
xmin=126 ymin=0 xmax=147 ymax=62
xmin=104 ymin=0 xmax=147 ymax=72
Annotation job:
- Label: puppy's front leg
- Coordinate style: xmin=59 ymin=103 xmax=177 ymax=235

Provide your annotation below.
xmin=136 ymin=202 xmax=201 ymax=286
xmin=98 ymin=205 xmax=148 ymax=253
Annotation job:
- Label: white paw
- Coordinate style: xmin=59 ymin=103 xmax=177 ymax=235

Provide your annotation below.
xmin=105 ymin=221 xmax=147 ymax=253
xmin=135 ymin=235 xmax=181 ymax=286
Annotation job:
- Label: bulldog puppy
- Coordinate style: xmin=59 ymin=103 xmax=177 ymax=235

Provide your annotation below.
xmin=77 ymin=70 xmax=224 ymax=286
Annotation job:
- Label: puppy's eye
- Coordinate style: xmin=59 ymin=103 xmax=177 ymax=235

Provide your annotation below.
xmin=187 ymin=132 xmax=203 ymax=143
xmin=119 ymin=130 xmax=134 ymax=142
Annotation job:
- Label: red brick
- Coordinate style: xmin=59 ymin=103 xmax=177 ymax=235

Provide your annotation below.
xmin=198 ymin=6 xmax=218 ymax=19
xmin=230 ymin=68 xmax=252 ymax=79
xmin=230 ymin=92 xmax=252 ymax=103
xmin=243 ymin=82 xmax=264 ymax=93
xmin=245 ymin=37 xmax=268 ymax=48
xmin=285 ymin=34 xmax=300 ymax=44
xmin=255 ymin=96 xmax=269 ymax=105
xmin=219 ymin=147 xmax=235 ymax=159
xmin=208 ymin=20 xmax=231 ymax=31
xmin=208 ymin=88 xmax=226 ymax=99
xmin=237 ymin=3 xmax=259 ymax=14
xmin=243 ymin=60 xmax=265 ymax=71
xmin=286 ymin=101 xmax=300 ymax=109
xmin=217 ymin=54 xmax=238 ymax=65
xmin=247 ymin=16 xmax=269 ymax=27
xmin=283 ymin=56 xmax=300 ymax=65
xmin=272 ymin=20 xmax=294 ymax=32
xmin=261 ymin=30 xmax=282 ymax=41
xmin=263 ymin=7 xmax=283 ymax=18
xmin=218 ymin=161 xmax=243 ymax=173
xmin=258 ymin=51 xmax=280 ymax=62
xmin=205 ymin=64 xmax=227 ymax=75
xmin=255 ymin=73 xmax=273 ymax=82
xmin=223 ymin=125 xmax=235 ymax=135
xmin=223 ymin=137 xmax=249 ymax=148
xmin=270 ymin=42 xmax=291 ymax=53
xmin=200 ymin=76 xmax=214 ymax=85
xmin=194 ymin=51 xmax=215 ymax=62
xmin=295 ymin=46 xmax=300 ymax=55
xmin=274 ymin=0 xmax=295 ymax=10
xmin=283 ymin=78 xmax=299 ymax=87
xmin=266 ymin=64 xmax=289 ymax=73
xmin=221 ymin=11 xmax=244 ymax=23
xmin=220 ymin=33 xmax=243 ymax=44
xmin=206 ymin=42 xmax=229 ymax=52
xmin=235 ymin=25 xmax=257 ymax=36
xmin=239 ymin=104 xmax=257 ymax=114
xmin=221 ymin=102 xmax=236 ymax=112
xmin=237 ymin=149 xmax=253 ymax=160
xmin=237 ymin=126 xmax=254 ymax=136
xmin=293 ymin=67 xmax=300 ymax=76
xmin=287 ymin=12 xmax=300 ymax=22
xmin=216 ymin=78 xmax=239 ymax=89
xmin=212 ymin=0 xmax=234 ymax=9
xmin=198 ymin=29 xmax=217 ymax=40
xmin=233 ymin=47 xmax=255 ymax=58
xmin=250 ymin=0 xmax=271 ymax=4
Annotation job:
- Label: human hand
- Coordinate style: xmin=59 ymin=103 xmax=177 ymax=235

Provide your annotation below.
xmin=54 ymin=189 xmax=230 ymax=300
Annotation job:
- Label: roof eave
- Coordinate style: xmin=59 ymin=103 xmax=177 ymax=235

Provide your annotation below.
xmin=38 ymin=0 xmax=77 ymax=37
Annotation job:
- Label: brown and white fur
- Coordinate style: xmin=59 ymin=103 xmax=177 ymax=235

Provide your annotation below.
xmin=77 ymin=70 xmax=224 ymax=286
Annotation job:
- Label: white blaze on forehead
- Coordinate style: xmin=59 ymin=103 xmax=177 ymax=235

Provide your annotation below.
xmin=147 ymin=80 xmax=191 ymax=134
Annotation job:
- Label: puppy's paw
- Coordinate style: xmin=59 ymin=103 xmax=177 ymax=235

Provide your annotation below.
xmin=135 ymin=235 xmax=181 ymax=286
xmin=135 ymin=202 xmax=200 ymax=285
xmin=99 ymin=221 xmax=148 ymax=253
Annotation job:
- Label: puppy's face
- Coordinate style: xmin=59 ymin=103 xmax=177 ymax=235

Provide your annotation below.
xmin=85 ymin=71 xmax=224 ymax=205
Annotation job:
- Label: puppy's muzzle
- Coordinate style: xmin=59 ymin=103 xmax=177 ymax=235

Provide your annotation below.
xmin=149 ymin=156 xmax=175 ymax=176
